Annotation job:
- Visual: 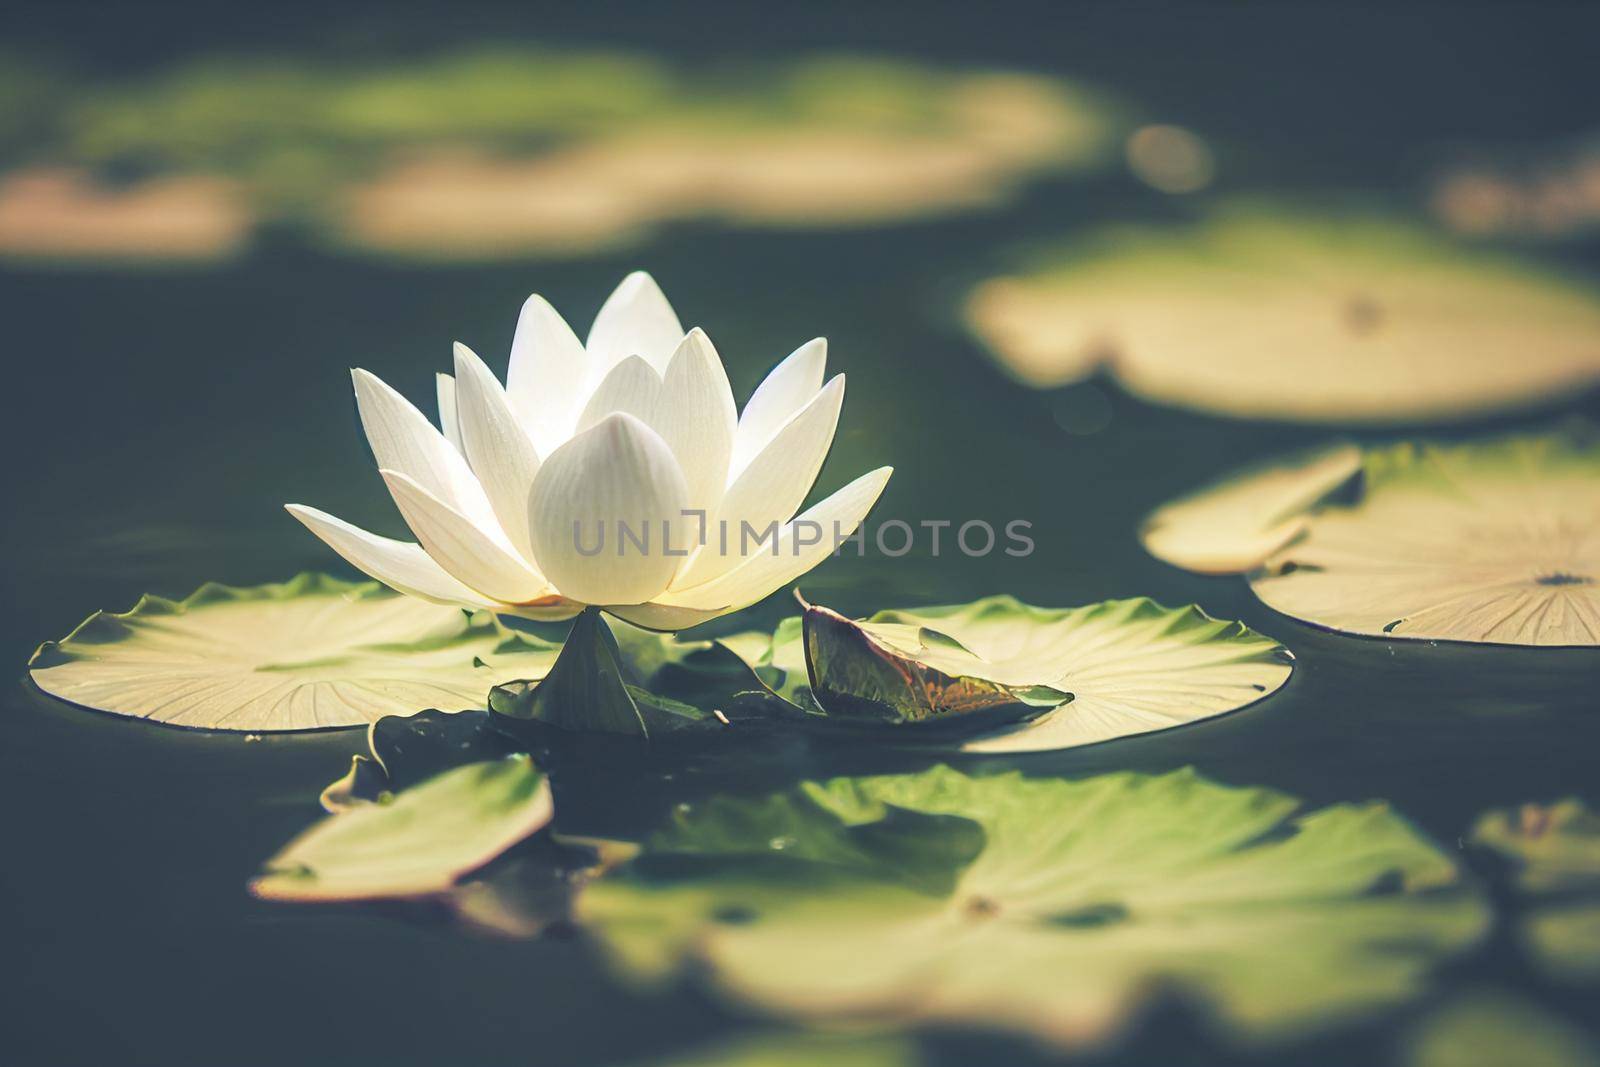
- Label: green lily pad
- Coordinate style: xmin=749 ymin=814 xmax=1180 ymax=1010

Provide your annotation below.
xmin=1247 ymin=428 xmax=1600 ymax=646
xmin=1403 ymin=992 xmax=1600 ymax=1067
xmin=28 ymin=573 xmax=562 ymax=731
xmin=252 ymin=754 xmax=552 ymax=902
xmin=747 ymin=596 xmax=1293 ymax=752
xmin=965 ymin=206 xmax=1600 ymax=424
xmin=1472 ymin=799 xmax=1600 ymax=983
xmin=580 ymin=766 xmax=1487 ymax=1049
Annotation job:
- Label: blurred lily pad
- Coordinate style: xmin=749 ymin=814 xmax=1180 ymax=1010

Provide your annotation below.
xmin=1472 ymin=799 xmax=1600 ymax=983
xmin=1247 ymin=429 xmax=1600 ymax=645
xmin=580 ymin=766 xmax=1487 ymax=1050
xmin=966 ymin=206 xmax=1600 ymax=423
xmin=745 ymin=596 xmax=1293 ymax=752
xmin=28 ymin=573 xmax=563 ymax=731
xmin=252 ymin=754 xmax=552 ymax=902
xmin=1403 ymin=991 xmax=1600 ymax=1067
xmin=0 ymin=48 xmax=1118 ymax=262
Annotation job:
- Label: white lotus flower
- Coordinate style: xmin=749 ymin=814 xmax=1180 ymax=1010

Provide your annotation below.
xmin=287 ymin=272 xmax=891 ymax=631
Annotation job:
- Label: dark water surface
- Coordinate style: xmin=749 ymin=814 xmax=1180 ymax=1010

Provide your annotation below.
xmin=3 ymin=4 xmax=1599 ymax=1065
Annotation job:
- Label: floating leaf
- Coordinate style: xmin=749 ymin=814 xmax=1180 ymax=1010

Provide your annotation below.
xmin=750 ymin=596 xmax=1291 ymax=752
xmin=3 ymin=50 xmax=1118 ymax=262
xmin=1140 ymin=443 xmax=1363 ymax=574
xmin=252 ymin=755 xmax=552 ymax=902
xmin=966 ymin=207 xmax=1600 ymax=423
xmin=1403 ymin=992 xmax=1600 ymax=1067
xmin=1472 ymin=799 xmax=1600 ymax=983
xmin=1249 ymin=429 xmax=1600 ymax=645
xmin=581 ymin=767 xmax=1487 ymax=1049
xmin=28 ymin=573 xmax=562 ymax=731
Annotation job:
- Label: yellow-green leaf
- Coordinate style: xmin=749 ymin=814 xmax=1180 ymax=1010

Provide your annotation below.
xmin=252 ymin=755 xmax=552 ymax=902
xmin=28 ymin=573 xmax=561 ymax=731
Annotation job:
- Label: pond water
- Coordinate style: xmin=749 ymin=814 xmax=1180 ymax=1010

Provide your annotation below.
xmin=2 ymin=4 xmax=1598 ymax=1065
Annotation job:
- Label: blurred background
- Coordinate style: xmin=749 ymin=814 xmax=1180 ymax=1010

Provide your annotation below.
xmin=2 ymin=2 xmax=1598 ymax=1065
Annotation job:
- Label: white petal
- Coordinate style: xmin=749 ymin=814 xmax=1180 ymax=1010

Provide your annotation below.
xmin=351 ymin=368 xmax=499 ymax=533
xmin=381 ymin=470 xmax=551 ymax=605
xmin=655 ymin=328 xmax=737 ymax=515
xmin=435 ymin=374 xmax=463 ymax=454
xmin=660 ymin=466 xmax=892 ymax=614
xmin=586 ymin=271 xmax=685 ymax=377
xmin=506 ymin=293 xmax=587 ymax=457
xmin=285 ymin=504 xmax=495 ymax=609
xmin=453 ymin=342 xmax=543 ymax=562
xmin=577 ymin=354 xmax=662 ymax=433
xmin=527 ymin=413 xmax=689 ymax=605
xmin=674 ymin=375 xmax=845 ymax=588
xmin=732 ymin=337 xmax=826 ymax=476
